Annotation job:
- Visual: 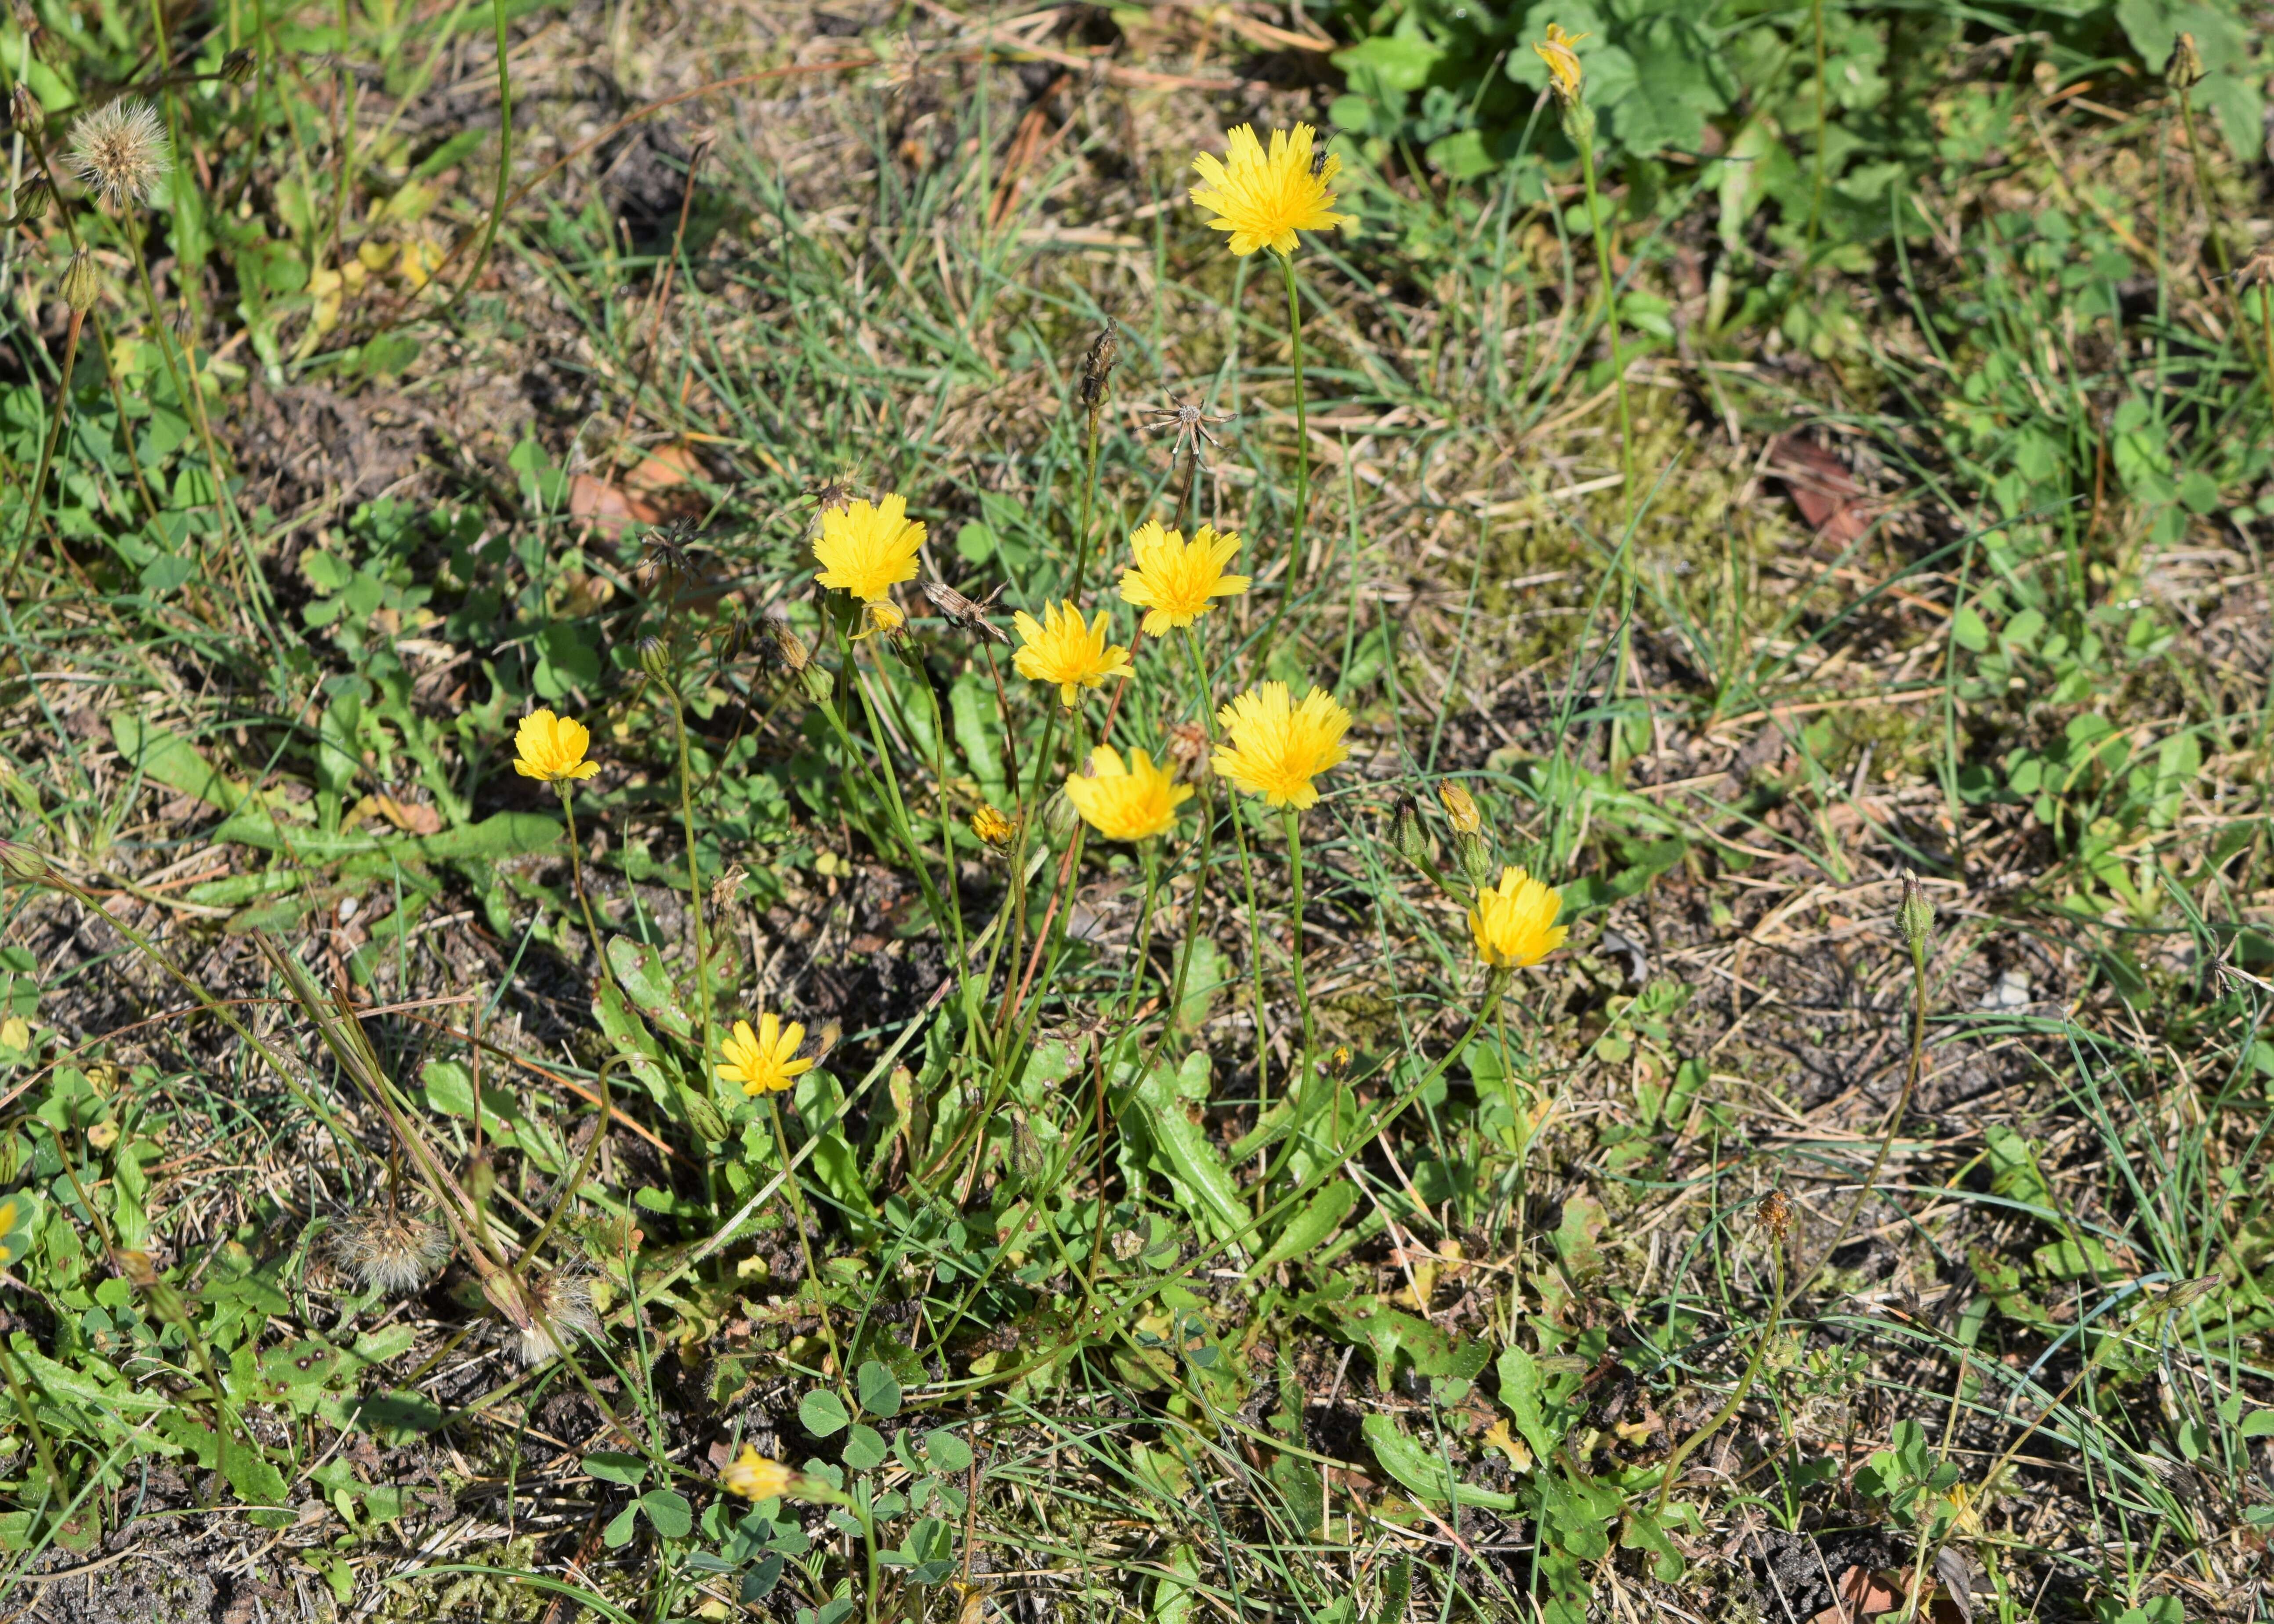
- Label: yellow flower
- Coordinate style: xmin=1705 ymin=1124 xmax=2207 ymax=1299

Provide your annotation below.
xmin=719 ymin=1445 xmax=798 ymax=1502
xmin=717 ymin=1014 xmax=813 ymax=1097
xmin=1189 ymin=123 xmax=1355 ymax=257
xmin=1011 ymin=602 xmax=1134 ymax=707
xmin=513 ymin=710 xmax=599 ymax=782
xmin=970 ymin=805 xmax=1015 ymax=848
xmin=1119 ymin=521 xmax=1251 ymax=636
xmin=1469 ymin=866 xmax=1567 ymax=968
xmin=1211 ymin=682 xmax=1353 ymax=810
xmin=813 ymin=494 xmax=925 ymax=603
xmin=1063 ymin=745 xmax=1191 ymax=842
xmin=1438 ymin=782 xmax=1482 ymax=836
xmin=1533 ymin=24 xmax=1589 ymax=105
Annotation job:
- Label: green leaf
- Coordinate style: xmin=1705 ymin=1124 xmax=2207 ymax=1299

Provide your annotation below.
xmin=1251 ymin=1180 xmax=1358 ymax=1275
xmin=924 ymin=1428 xmax=974 ymax=1473
xmin=1328 ymin=1301 xmax=1487 ymax=1391
xmin=800 ymin=1389 xmax=850 ymax=1437
xmin=417 ymin=812 xmax=563 ymax=860
xmin=1495 ymin=1346 xmax=1558 ymax=1463
xmin=607 ymin=937 xmax=694 ymax=1041
xmin=2241 ymin=1410 xmax=2274 ymax=1439
xmin=108 ymin=714 xmax=268 ymax=815
xmin=843 ymin=1423 xmax=889 ymax=1471
xmin=1121 ymin=1055 xmax=1257 ymax=1255
xmin=583 ymin=1451 xmax=648 ymax=1487
xmin=857 ymin=1359 xmax=903 ymax=1419
xmin=949 ymin=672 xmax=1006 ymax=801
xmin=603 ymin=1502 xmax=640 ymax=1548
xmin=1359 ymin=1414 xmax=1519 ymax=1511
xmin=639 ymin=1488 xmax=693 ymax=1540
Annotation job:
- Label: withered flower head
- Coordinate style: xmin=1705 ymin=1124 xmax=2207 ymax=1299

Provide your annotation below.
xmin=920 ymin=576 xmax=1009 ymax=644
xmin=219 ymin=47 xmax=257 ymax=85
xmin=1079 ymin=326 xmax=1118 ymax=410
xmin=331 ymin=1206 xmax=451 ymax=1295
xmin=9 ymin=84 xmax=40 ymax=136
xmin=711 ymin=862 xmax=748 ymax=913
xmin=758 ymin=611 xmax=813 ymax=676
xmin=66 ymin=98 xmax=169 ymax=210
xmin=640 ymin=520 xmax=696 ymax=584
xmin=1756 ymin=1189 xmax=1794 ymax=1241
xmin=488 ymin=1265 xmax=601 ymax=1365
xmin=1163 ymin=720 xmax=1211 ymax=785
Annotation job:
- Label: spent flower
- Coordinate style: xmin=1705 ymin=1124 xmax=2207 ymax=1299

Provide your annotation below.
xmin=1189 ymin=123 xmax=1354 ymax=257
xmin=1212 ymin=682 xmax=1352 ymax=810
xmin=65 ymin=98 xmax=168 ymax=209
xmin=1532 ymin=24 xmax=1588 ymax=105
xmin=1118 ymin=521 xmax=1250 ymax=636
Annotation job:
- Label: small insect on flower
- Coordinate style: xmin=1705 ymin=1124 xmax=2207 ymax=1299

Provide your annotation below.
xmin=1469 ymin=865 xmax=1567 ymax=968
xmin=65 ymin=98 xmax=169 ymax=210
xmin=717 ymin=1013 xmax=814 ymax=1098
xmin=813 ymin=493 xmax=925 ymax=605
xmin=1012 ymin=602 xmax=1134 ymax=707
xmin=512 ymin=709 xmax=599 ymax=782
xmin=330 ymin=1206 xmax=451 ymax=1295
xmin=970 ymin=805 xmax=1016 ymax=849
xmin=1532 ymin=24 xmax=1589 ymax=106
xmin=1189 ymin=123 xmax=1355 ymax=257
xmin=1118 ymin=521 xmax=1251 ymax=637
xmin=719 ymin=1445 xmax=800 ymax=1503
xmin=1212 ymin=682 xmax=1353 ymax=810
xmin=1063 ymin=744 xmax=1191 ymax=843
xmin=921 ymin=576 xmax=1009 ymax=645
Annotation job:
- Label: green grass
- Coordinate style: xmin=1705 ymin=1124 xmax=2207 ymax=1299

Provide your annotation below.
xmin=0 ymin=0 xmax=2269 ymax=1620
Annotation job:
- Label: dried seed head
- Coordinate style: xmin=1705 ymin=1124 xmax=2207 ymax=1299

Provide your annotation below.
xmin=330 ymin=1206 xmax=450 ymax=1295
xmin=1756 ymin=1189 xmax=1794 ymax=1240
xmin=60 ymin=250 xmax=100 ymax=315
xmin=711 ymin=862 xmax=747 ymax=913
xmin=508 ymin=1266 xmax=600 ymax=1364
xmin=8 ymin=83 xmax=40 ymax=136
xmin=1078 ymin=326 xmax=1118 ymax=410
xmin=2168 ymin=30 xmax=2205 ymax=90
xmin=65 ymin=98 xmax=170 ymax=210
xmin=2237 ymin=249 xmax=2274 ymax=291
xmin=1163 ymin=721 xmax=1211 ymax=785
xmin=920 ymin=576 xmax=1009 ymax=644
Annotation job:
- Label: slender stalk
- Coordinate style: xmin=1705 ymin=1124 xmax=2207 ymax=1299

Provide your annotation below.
xmin=1576 ymin=132 xmax=1633 ymax=516
xmin=897 ymin=639 xmax=968 ymax=965
xmin=1281 ymin=805 xmax=1316 ymax=1108
xmin=1257 ymin=251 xmax=1310 ymax=656
xmin=1650 ymin=1231 xmax=1785 ymax=1516
xmin=120 ymin=212 xmax=247 ymax=571
xmin=432 ymin=0 xmax=514 ymax=316
xmin=1181 ymin=627 xmax=1273 ymax=1140
xmin=556 ymin=782 xmax=613 ymax=975
xmin=659 ymin=682 xmax=713 ymax=1080
xmin=1068 ymin=387 xmax=1105 ymax=603
xmin=766 ymin=1094 xmax=842 ymax=1376
xmin=2172 ymin=80 xmax=2274 ymax=424
xmin=0 ymin=308 xmax=82 ymax=598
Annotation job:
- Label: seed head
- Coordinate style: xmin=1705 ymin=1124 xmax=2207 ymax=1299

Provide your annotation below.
xmin=219 ymin=48 xmax=258 ymax=86
xmin=510 ymin=1266 xmax=600 ymax=1364
xmin=65 ymin=98 xmax=170 ymax=210
xmin=2168 ymin=31 xmax=2205 ymax=90
xmin=330 ymin=1206 xmax=450 ymax=1295
xmin=1163 ymin=721 xmax=1211 ymax=786
xmin=1756 ymin=1189 xmax=1794 ymax=1241
xmin=758 ymin=612 xmax=813 ymax=677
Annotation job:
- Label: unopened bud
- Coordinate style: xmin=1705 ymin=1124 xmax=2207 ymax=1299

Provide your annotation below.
xmin=0 ymin=840 xmax=50 ymax=881
xmin=637 ymin=634 xmax=674 ymax=683
xmin=9 ymin=83 xmax=39 ymax=136
xmin=220 ymin=47 xmax=257 ymax=85
xmin=61 ymin=249 xmax=100 ymax=315
xmin=1458 ymin=837 xmax=1496 ymax=892
xmin=1437 ymin=782 xmax=1482 ymax=836
xmin=12 ymin=178 xmax=48 ymax=220
xmin=1326 ymin=1044 xmax=1353 ymax=1078
xmin=2168 ymin=31 xmax=2205 ymax=91
xmin=1897 ymin=870 xmax=1933 ymax=960
xmin=1392 ymin=794 xmax=1430 ymax=870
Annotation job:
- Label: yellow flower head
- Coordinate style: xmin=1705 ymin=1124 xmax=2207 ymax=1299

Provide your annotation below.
xmin=971 ymin=804 xmax=1015 ymax=848
xmin=1438 ymin=782 xmax=1483 ymax=836
xmin=1064 ymin=745 xmax=1192 ymax=842
xmin=513 ymin=710 xmax=599 ymax=783
xmin=719 ymin=1446 xmax=798 ymax=1502
xmin=1190 ymin=123 xmax=1355 ymax=257
xmin=1118 ymin=521 xmax=1251 ymax=636
xmin=1533 ymin=24 xmax=1589 ymax=105
xmin=1212 ymin=682 xmax=1353 ymax=810
xmin=1469 ymin=866 xmax=1567 ymax=968
xmin=717 ymin=1013 xmax=813 ymax=1097
xmin=813 ymin=493 xmax=925 ymax=603
xmin=1012 ymin=602 xmax=1134 ymax=707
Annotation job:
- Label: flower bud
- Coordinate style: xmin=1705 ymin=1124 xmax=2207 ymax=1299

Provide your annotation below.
xmin=1437 ymin=782 xmax=1482 ymax=837
xmin=2168 ymin=31 xmax=2205 ymax=90
xmin=1458 ymin=836 xmax=1496 ymax=893
xmin=1045 ymin=787 xmax=1080 ymax=845
xmin=637 ymin=634 xmax=674 ymax=683
xmin=220 ymin=47 xmax=257 ymax=85
xmin=12 ymin=178 xmax=48 ymax=220
xmin=0 ymin=840 xmax=50 ymax=882
xmin=61 ymin=249 xmax=100 ymax=315
xmin=1392 ymin=794 xmax=1430 ymax=870
xmin=8 ymin=83 xmax=39 ymax=136
xmin=1897 ymin=870 xmax=1933 ymax=961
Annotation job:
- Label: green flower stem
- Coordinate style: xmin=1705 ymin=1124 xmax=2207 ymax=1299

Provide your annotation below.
xmin=1650 ymin=1230 xmax=1785 ymax=1516
xmin=821 ymin=620 xmax=951 ymax=937
xmin=2172 ymin=79 xmax=2274 ymax=425
xmin=1068 ymin=380 xmax=1106 ymax=604
xmin=1280 ymin=804 xmax=1317 ymax=1115
xmin=1257 ymin=250 xmax=1310 ymax=656
xmin=896 ymin=639 xmax=968 ymax=967
xmin=766 ymin=1092 xmax=843 ymax=1377
xmin=0 ymin=307 xmax=82 ymax=597
xmin=1121 ymin=839 xmax=1165 ymax=1030
xmin=1576 ymin=128 xmax=1633 ymax=519
xmin=555 ymin=782 xmax=613 ymax=980
xmin=657 ymin=681 xmax=714 ymax=1092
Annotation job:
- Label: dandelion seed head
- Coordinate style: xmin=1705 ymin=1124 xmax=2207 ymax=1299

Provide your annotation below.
xmin=330 ymin=1207 xmax=450 ymax=1296
xmin=67 ymin=99 xmax=168 ymax=210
